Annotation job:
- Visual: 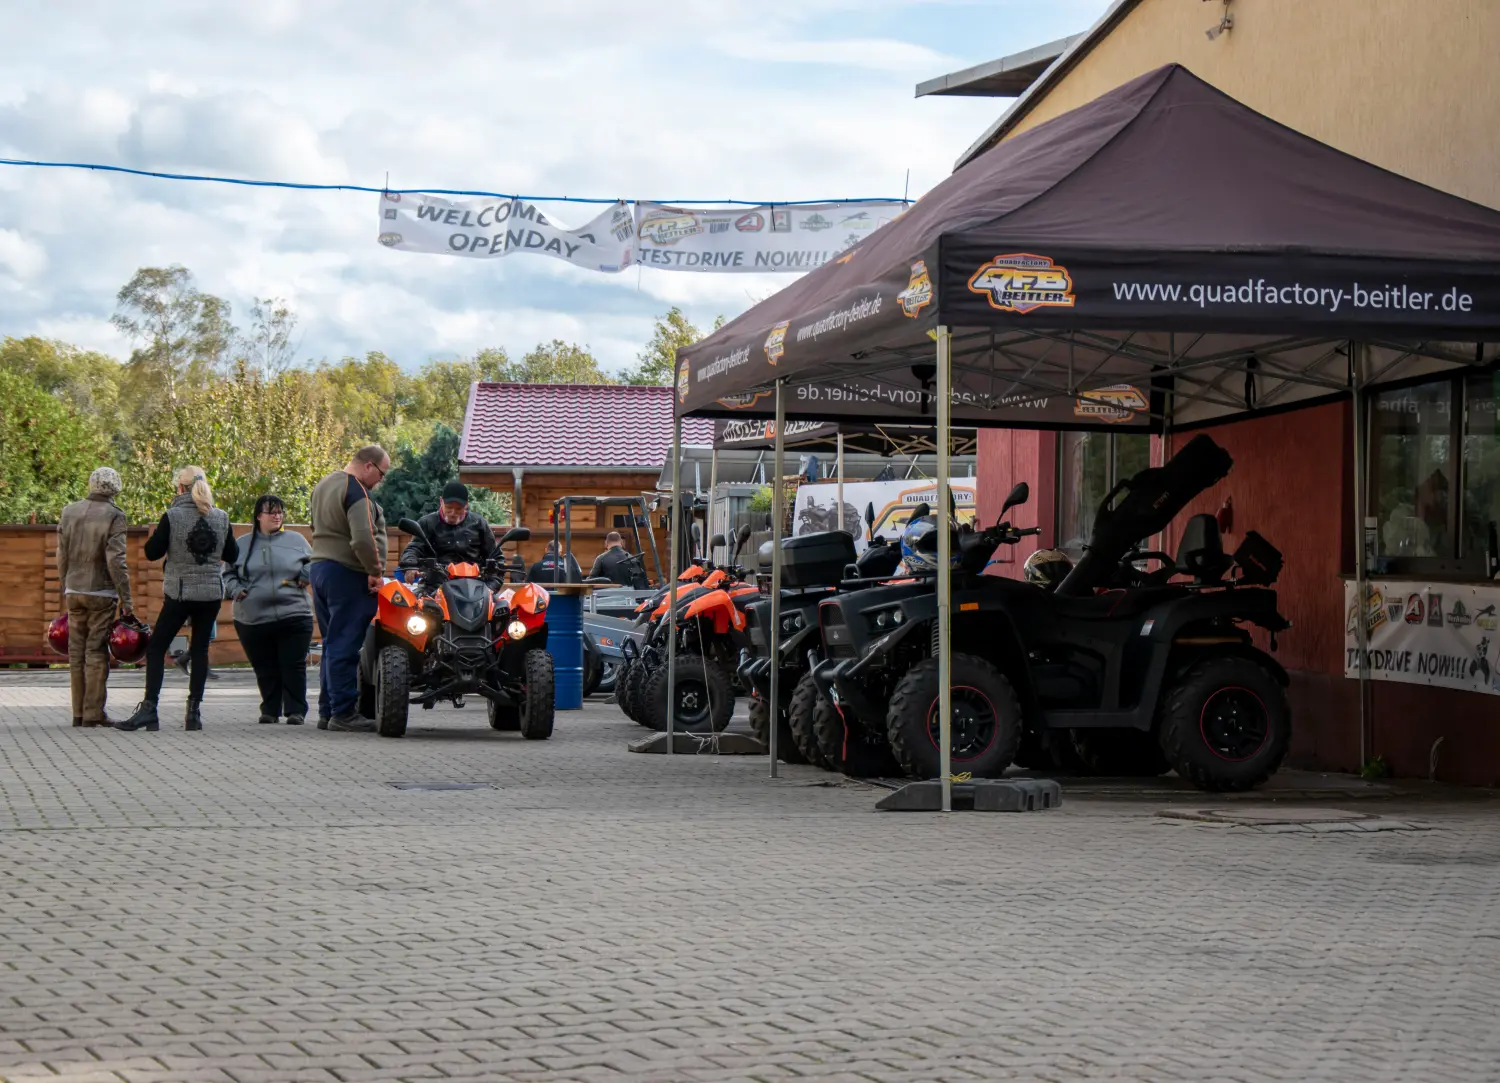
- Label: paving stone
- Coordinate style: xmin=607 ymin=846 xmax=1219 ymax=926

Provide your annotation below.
xmin=1 ymin=671 xmax=1498 ymax=1082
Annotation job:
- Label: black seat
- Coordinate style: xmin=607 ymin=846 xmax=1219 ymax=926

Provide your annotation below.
xmin=1176 ymin=514 xmax=1233 ymax=584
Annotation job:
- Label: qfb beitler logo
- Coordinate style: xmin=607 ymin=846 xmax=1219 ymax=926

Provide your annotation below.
xmin=968 ymin=253 xmax=1076 ymax=314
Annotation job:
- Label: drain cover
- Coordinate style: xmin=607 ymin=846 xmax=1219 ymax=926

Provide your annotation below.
xmin=388 ymin=781 xmax=493 ymax=791
xmin=1165 ymin=807 xmax=1374 ymax=825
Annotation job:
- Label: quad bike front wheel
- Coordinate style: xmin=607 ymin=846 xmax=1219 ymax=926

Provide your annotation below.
xmin=786 ymin=672 xmax=832 ymax=769
xmin=1157 ymin=655 xmax=1290 ymax=792
xmin=886 ymin=653 xmax=1022 ymax=780
xmin=642 ymin=654 xmax=733 ymax=733
xmin=375 ymin=645 xmax=411 ymax=739
xmin=518 ymin=649 xmax=555 ymax=740
xmin=746 ymin=686 xmax=811 ymax=766
xmin=812 ymin=684 xmax=901 ymax=777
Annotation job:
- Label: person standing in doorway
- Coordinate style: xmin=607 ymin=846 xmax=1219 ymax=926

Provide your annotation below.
xmin=228 ymin=495 xmax=314 ymax=726
xmin=308 ymin=446 xmax=389 ymax=732
xmin=117 ymin=466 xmax=237 ymax=732
xmin=56 ymin=467 xmax=134 ymax=727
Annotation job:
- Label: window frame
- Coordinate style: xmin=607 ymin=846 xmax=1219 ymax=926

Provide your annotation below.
xmin=1054 ymin=431 xmax=1153 ymax=559
xmin=1365 ymin=372 xmax=1495 ymax=580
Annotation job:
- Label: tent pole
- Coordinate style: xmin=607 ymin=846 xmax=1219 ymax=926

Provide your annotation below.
xmin=836 ymin=431 xmax=845 ymax=534
xmin=1351 ymin=342 xmax=1370 ymax=771
xmin=667 ymin=415 xmax=681 ymax=756
xmin=769 ymin=379 xmax=786 ymax=778
xmin=936 ymin=326 xmax=953 ymax=813
xmin=708 ymin=447 xmax=719 ymax=564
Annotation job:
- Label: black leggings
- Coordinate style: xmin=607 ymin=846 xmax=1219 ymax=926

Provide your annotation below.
xmin=145 ymin=597 xmax=222 ymax=702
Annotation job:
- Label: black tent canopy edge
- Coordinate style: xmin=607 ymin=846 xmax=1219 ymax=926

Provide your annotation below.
xmin=675 ymin=64 xmax=1500 ymax=432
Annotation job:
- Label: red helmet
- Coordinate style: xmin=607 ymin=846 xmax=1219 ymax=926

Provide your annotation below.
xmin=109 ymin=616 xmax=151 ymax=664
xmin=46 ymin=614 xmax=68 ymax=656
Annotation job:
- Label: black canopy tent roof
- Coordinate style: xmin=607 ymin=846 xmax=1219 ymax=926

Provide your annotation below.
xmin=660 ymin=64 xmax=1500 ymax=802
xmin=676 ymin=64 xmax=1500 ymax=433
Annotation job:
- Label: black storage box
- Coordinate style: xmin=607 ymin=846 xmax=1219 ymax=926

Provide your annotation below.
xmin=780 ymin=531 xmax=857 ymax=588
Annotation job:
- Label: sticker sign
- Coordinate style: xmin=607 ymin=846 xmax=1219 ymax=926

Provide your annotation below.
xmin=1344 ymin=580 xmax=1500 ymax=695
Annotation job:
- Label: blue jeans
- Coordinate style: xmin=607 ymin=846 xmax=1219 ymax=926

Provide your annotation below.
xmin=310 ymin=561 xmax=376 ymax=720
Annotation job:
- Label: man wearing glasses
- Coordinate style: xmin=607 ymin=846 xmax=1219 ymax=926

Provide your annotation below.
xmin=308 ymin=445 xmax=390 ymax=732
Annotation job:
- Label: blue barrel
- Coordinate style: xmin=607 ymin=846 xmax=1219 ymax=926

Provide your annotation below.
xmin=549 ymin=591 xmax=584 ymax=710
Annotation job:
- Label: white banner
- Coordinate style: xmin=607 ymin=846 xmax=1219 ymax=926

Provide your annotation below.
xmin=794 ymin=479 xmax=976 ymax=553
xmin=1344 ymin=579 xmax=1500 ymax=695
xmin=377 ymin=193 xmax=635 ymax=272
xmin=634 ymin=201 xmax=906 ymax=273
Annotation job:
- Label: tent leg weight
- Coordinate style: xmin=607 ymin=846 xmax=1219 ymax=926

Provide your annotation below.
xmin=876 ymin=778 xmax=1063 ymax=812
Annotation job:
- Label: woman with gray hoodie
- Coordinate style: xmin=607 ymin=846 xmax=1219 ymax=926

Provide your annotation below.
xmin=227 ymin=495 xmax=315 ymax=725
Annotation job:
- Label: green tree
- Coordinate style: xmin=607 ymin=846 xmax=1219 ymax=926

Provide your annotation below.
xmin=624 ymin=307 xmax=724 ymax=385
xmin=0 ymin=369 xmax=112 ymax=523
xmin=240 ymin=296 xmax=299 ymax=373
xmin=378 ymin=424 xmax=509 ymax=526
xmin=512 ymin=339 xmax=613 ymax=385
xmin=0 ymin=336 xmax=124 ymax=441
xmin=311 ymin=351 xmax=419 ymax=447
xmin=111 ymin=265 xmax=236 ymax=418
xmin=120 ymin=363 xmax=345 ymax=522
xmin=409 ymin=348 xmax=513 ymax=432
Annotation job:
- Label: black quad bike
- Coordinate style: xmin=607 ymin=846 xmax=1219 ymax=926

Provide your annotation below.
xmin=812 ymin=434 xmax=1294 ymax=792
xmin=357 ymin=518 xmax=555 ymax=740
xmin=738 ymin=505 xmax=904 ymax=770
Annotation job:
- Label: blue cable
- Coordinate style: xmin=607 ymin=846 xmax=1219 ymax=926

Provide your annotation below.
xmin=0 ymin=157 xmax=907 ymax=206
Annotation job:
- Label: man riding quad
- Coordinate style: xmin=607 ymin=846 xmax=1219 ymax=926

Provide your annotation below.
xmin=399 ymin=482 xmax=497 ymax=571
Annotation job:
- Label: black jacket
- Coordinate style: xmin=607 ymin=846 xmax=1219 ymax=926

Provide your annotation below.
xmin=589 ymin=545 xmax=648 ymax=588
xmin=399 ymin=510 xmax=497 ymax=568
xmin=527 ymin=552 xmax=582 ymax=584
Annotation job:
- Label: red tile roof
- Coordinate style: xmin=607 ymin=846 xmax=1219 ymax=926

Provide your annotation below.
xmin=459 ymin=383 xmax=716 ymax=470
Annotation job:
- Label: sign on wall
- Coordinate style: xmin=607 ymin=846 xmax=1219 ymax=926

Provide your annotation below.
xmin=794 ymin=479 xmax=977 ymax=553
xmin=1344 ymin=580 xmax=1500 ymax=695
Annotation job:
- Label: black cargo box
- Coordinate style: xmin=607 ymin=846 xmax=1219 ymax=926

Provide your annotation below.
xmin=780 ymin=531 xmax=857 ymax=588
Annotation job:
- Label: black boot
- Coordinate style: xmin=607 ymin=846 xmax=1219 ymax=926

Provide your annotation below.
xmin=185 ymin=699 xmax=203 ymax=731
xmin=115 ymin=700 xmax=160 ymax=731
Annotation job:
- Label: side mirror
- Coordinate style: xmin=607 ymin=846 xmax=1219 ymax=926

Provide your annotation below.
xmin=397 ymin=517 xmax=423 ymax=535
xmin=499 ymin=526 xmax=531 ymax=544
xmin=999 ymin=481 xmax=1030 ymax=519
xmin=908 ymin=502 xmax=930 ymax=523
xmin=736 ymin=523 xmax=753 ymax=544
xmin=709 ymin=533 xmax=727 ymax=549
xmin=864 ymin=503 xmax=875 ymax=529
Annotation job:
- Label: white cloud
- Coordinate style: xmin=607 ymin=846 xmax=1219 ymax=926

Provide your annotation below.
xmin=0 ymin=0 xmax=1109 ymax=371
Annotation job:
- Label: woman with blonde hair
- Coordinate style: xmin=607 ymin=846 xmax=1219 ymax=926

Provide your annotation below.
xmin=117 ymin=466 xmax=239 ymax=732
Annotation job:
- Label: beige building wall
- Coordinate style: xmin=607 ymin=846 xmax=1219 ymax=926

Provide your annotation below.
xmin=999 ymin=0 xmax=1500 ymax=208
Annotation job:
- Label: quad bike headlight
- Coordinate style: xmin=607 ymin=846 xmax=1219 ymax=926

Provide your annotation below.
xmin=868 ymin=606 xmax=906 ymax=632
xmin=507 ymin=619 xmax=528 ymax=640
xmin=406 ymin=615 xmax=428 ymax=636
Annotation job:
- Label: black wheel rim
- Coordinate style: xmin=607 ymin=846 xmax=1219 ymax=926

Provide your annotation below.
xmin=674 ymin=679 xmax=712 ymax=727
xmin=925 ymin=686 xmax=998 ymax=762
xmin=1198 ymin=686 xmax=1269 ymax=762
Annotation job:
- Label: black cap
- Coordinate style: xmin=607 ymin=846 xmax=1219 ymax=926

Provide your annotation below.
xmin=441 ymin=481 xmax=469 ymax=504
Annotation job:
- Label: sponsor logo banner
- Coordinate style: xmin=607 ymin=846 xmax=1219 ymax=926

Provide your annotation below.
xmin=634 ymin=201 xmax=905 ymax=273
xmin=378 ymin=193 xmax=634 ymax=272
xmin=713 ymin=419 xmax=838 ymax=449
xmin=1345 ymin=580 xmax=1500 ymax=695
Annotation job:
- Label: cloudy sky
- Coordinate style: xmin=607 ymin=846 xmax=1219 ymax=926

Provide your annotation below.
xmin=0 ymin=0 xmax=1110 ymax=375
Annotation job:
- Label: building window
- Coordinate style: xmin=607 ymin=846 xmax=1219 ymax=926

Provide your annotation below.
xmin=1369 ymin=374 xmax=1500 ymax=576
xmin=1056 ymin=432 xmax=1151 ymax=556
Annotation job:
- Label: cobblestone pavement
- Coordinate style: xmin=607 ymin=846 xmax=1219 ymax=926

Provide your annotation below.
xmin=2 ymin=670 xmax=1498 ymax=1083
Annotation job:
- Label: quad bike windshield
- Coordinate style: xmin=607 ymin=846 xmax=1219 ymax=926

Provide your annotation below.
xmin=440 ymin=577 xmax=492 ymax=632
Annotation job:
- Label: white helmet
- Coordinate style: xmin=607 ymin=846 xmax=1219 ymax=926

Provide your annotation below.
xmin=1023 ymin=548 xmax=1073 ymax=588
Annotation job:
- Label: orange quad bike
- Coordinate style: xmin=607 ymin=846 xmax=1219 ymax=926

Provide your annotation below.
xmin=357 ymin=520 xmax=554 ymax=740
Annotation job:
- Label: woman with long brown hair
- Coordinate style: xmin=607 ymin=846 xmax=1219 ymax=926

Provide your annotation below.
xmin=117 ymin=466 xmax=239 ymax=732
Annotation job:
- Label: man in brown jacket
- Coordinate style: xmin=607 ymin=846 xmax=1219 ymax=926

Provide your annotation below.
xmin=56 ymin=467 xmax=133 ymax=727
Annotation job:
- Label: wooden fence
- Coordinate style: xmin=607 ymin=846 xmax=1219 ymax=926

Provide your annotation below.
xmin=0 ymin=524 xmax=411 ymax=666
